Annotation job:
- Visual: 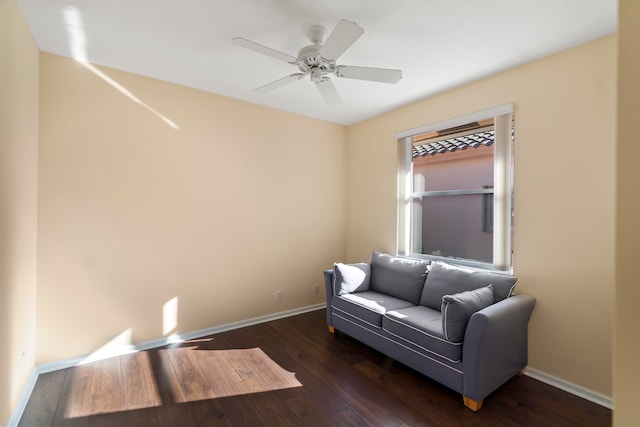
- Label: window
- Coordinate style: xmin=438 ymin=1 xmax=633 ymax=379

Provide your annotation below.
xmin=396 ymin=105 xmax=514 ymax=271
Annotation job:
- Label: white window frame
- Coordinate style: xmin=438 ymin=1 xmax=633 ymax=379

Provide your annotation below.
xmin=396 ymin=104 xmax=515 ymax=272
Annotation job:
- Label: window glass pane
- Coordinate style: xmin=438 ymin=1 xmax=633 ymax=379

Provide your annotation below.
xmin=411 ymin=194 xmax=493 ymax=263
xmin=413 ymin=144 xmax=494 ymax=192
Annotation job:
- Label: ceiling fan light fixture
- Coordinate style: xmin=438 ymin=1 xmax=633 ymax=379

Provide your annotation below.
xmin=310 ymin=67 xmax=323 ymax=82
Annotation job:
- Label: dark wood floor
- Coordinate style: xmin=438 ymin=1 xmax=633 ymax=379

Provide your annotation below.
xmin=19 ymin=309 xmax=611 ymax=427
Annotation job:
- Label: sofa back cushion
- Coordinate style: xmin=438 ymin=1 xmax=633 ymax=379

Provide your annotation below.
xmin=370 ymin=252 xmax=430 ymax=305
xmin=333 ymin=262 xmax=371 ymax=295
xmin=420 ymin=261 xmax=518 ymax=310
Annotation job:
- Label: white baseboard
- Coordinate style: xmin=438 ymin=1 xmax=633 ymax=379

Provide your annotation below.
xmin=6 ymin=369 xmax=39 ymax=427
xmin=524 ymin=367 xmax=613 ymax=409
xmin=7 ymin=303 xmax=324 ymax=426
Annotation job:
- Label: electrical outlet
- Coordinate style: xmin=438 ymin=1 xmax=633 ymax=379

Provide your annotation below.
xmin=314 ymin=285 xmax=319 ymax=295
xmin=276 ymin=290 xmax=283 ymax=301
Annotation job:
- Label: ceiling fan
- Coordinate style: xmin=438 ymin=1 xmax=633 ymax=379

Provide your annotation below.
xmin=232 ymin=19 xmax=403 ymax=104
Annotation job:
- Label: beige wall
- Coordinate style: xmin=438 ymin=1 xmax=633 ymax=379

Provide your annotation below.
xmin=37 ymin=53 xmax=346 ymax=363
xmin=346 ymin=35 xmax=616 ymax=396
xmin=614 ymin=0 xmax=640 ymax=425
xmin=0 ymin=0 xmax=39 ymax=423
xmin=4 ymin=6 xmax=626 ymax=418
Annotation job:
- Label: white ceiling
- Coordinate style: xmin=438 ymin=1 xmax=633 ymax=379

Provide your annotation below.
xmin=18 ymin=0 xmax=617 ymax=125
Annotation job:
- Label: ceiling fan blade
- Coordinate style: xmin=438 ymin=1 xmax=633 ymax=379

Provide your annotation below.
xmin=335 ymin=65 xmax=402 ymax=83
xmin=316 ymin=78 xmax=341 ymax=105
xmin=254 ymin=73 xmax=305 ymax=93
xmin=319 ymin=19 xmax=364 ymax=61
xmin=232 ymin=37 xmax=298 ymax=63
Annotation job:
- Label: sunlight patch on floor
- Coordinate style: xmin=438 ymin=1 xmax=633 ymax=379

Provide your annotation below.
xmin=160 ymin=346 xmax=302 ymax=403
xmin=63 ymin=345 xmax=301 ymax=418
xmin=64 ymin=351 xmax=162 ymax=418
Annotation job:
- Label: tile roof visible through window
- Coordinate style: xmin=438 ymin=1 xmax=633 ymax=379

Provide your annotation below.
xmin=412 ymin=130 xmax=495 ymax=158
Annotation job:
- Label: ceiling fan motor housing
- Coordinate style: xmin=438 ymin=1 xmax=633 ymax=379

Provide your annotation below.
xmin=297 ymin=44 xmax=335 ymax=81
xmin=306 ymin=25 xmax=327 ymax=45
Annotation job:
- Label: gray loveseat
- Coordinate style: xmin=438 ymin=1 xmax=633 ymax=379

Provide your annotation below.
xmin=324 ymin=252 xmax=536 ymax=411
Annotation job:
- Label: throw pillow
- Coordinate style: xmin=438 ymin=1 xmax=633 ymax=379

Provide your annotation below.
xmin=333 ymin=263 xmax=371 ymax=295
xmin=442 ymin=284 xmax=494 ymax=342
xmin=370 ymin=251 xmax=430 ymax=305
xmin=420 ymin=261 xmax=518 ymax=310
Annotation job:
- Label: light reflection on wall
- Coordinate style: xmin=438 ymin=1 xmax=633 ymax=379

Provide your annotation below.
xmin=163 ymin=297 xmax=179 ymax=336
xmin=62 ymin=6 xmax=179 ymax=130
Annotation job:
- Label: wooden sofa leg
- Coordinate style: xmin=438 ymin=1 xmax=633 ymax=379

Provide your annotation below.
xmin=328 ymin=325 xmax=335 ymax=334
xmin=463 ymin=396 xmax=483 ymax=412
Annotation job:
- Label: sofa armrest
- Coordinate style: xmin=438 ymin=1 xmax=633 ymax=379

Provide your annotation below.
xmin=324 ymin=269 xmax=335 ymax=327
xmin=462 ymin=294 xmax=536 ymax=401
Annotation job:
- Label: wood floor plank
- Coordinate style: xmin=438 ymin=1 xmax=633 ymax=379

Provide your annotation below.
xmin=222 ymin=347 xmax=300 ymax=393
xmin=268 ymin=330 xmax=406 ymax=425
xmin=147 ymin=345 xmax=186 ymax=404
xmin=241 ymin=392 xmax=303 ymax=427
xmin=89 ymin=356 xmax=123 ymax=416
xmin=220 ymin=321 xmax=351 ymax=417
xmin=19 ymin=309 xmax=611 ymax=427
xmin=178 ymin=398 xmax=233 ymax=427
xmin=18 ymin=369 xmax=66 ymax=427
xmin=164 ymin=346 xmax=217 ymax=403
xmin=119 ymin=351 xmax=162 ymax=412
xmin=266 ymin=317 xmax=408 ymax=425
xmin=329 ymin=406 xmax=377 ymax=427
xmin=52 ymin=365 xmax=91 ymax=427
xmin=63 ymin=364 xmax=95 ymax=422
xmin=197 ymin=348 xmax=246 ymax=398
xmin=146 ymin=347 xmax=202 ymax=427
xmin=262 ymin=348 xmax=352 ymax=422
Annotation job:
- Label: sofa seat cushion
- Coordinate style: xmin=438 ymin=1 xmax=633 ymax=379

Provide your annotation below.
xmin=383 ymin=306 xmax=462 ymax=363
xmin=332 ymin=291 xmax=416 ymax=327
xmin=420 ymin=261 xmax=518 ymax=311
xmin=370 ymin=252 xmax=430 ymax=305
